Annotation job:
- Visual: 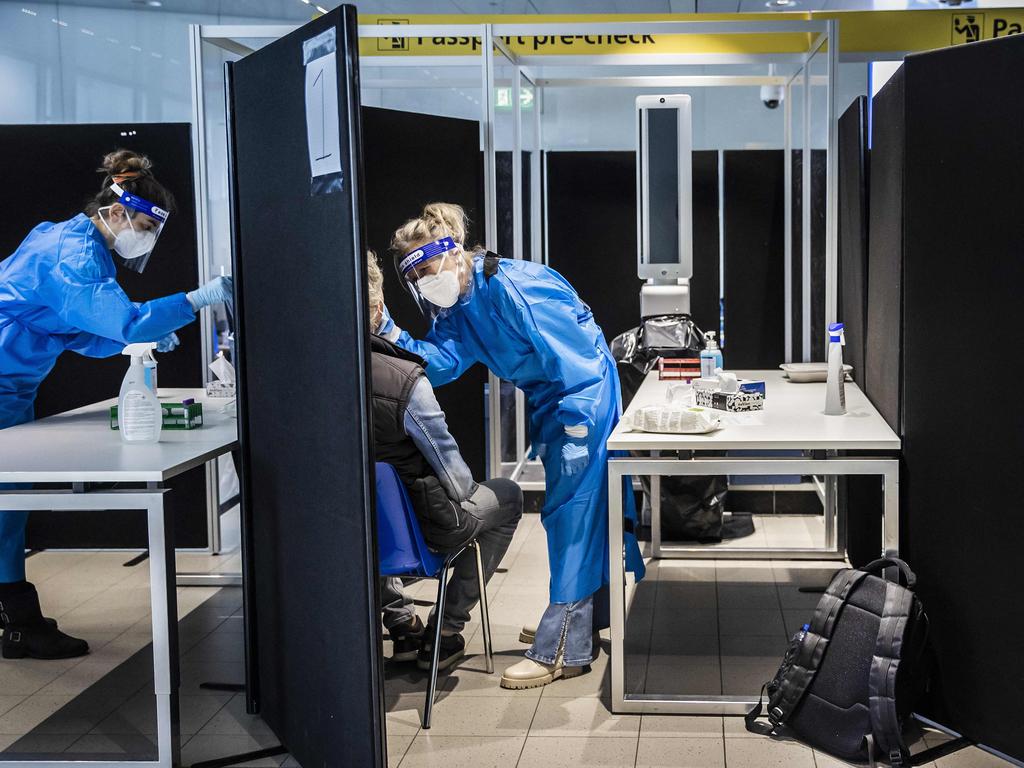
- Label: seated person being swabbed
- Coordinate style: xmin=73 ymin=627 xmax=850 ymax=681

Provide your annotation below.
xmin=367 ymin=252 xmax=522 ymax=671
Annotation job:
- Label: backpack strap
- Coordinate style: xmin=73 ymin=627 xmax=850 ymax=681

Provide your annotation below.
xmin=868 ymin=581 xmax=915 ymax=766
xmin=767 ymin=568 xmax=870 ymax=728
xmin=483 ymin=251 xmax=502 ymax=281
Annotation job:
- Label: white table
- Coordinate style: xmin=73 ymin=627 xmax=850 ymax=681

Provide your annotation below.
xmin=606 ymin=370 xmax=900 ymax=715
xmin=0 ymin=389 xmax=238 ymax=768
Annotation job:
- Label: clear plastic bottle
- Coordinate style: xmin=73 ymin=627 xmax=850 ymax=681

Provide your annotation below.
xmin=825 ymin=322 xmax=847 ymax=416
xmin=119 ymin=343 xmax=162 ymax=443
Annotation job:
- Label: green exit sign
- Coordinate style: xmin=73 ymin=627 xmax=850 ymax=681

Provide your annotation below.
xmin=495 ymin=86 xmax=534 ymax=111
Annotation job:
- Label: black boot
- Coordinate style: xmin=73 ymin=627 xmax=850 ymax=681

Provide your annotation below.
xmin=389 ymin=615 xmax=425 ymax=663
xmin=417 ymin=631 xmax=465 ymax=671
xmin=0 ymin=583 xmax=89 ymax=660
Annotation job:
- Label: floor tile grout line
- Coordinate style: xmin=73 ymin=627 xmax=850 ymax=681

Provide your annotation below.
xmin=514 ymin=685 xmax=546 ymax=768
xmin=721 ymin=713 xmax=728 ymax=768
xmin=392 ymin=725 xmax=416 ymax=768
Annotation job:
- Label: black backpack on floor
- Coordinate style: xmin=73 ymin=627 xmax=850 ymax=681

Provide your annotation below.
xmin=746 ymin=558 xmax=932 ymax=766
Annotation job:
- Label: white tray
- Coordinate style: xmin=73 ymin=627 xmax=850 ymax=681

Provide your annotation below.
xmin=780 ymin=362 xmax=853 ymax=383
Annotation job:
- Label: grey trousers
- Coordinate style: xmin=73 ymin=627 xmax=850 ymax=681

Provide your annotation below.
xmin=381 ymin=478 xmax=523 ymax=634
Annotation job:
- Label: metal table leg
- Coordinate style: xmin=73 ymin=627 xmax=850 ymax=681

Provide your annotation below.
xmin=607 ymin=460 xmax=626 ymax=713
xmin=0 ymin=489 xmax=182 ymax=768
xmin=147 ymin=493 xmax=181 ymax=768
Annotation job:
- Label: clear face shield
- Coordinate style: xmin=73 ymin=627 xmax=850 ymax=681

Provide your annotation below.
xmin=97 ymin=183 xmax=169 ymax=274
xmin=399 ymin=237 xmax=472 ymax=318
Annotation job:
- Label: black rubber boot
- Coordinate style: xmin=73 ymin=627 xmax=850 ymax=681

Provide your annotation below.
xmin=0 ymin=583 xmax=89 ymax=660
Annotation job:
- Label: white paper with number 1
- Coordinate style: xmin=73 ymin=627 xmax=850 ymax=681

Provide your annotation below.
xmin=303 ymin=32 xmax=342 ymax=181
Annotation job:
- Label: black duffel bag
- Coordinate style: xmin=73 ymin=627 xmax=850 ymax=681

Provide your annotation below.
xmin=746 ymin=557 xmax=933 ymax=766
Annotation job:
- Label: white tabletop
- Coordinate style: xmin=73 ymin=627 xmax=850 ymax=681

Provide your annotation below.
xmin=0 ymin=388 xmax=238 ymax=484
xmin=608 ymin=370 xmax=900 ymax=452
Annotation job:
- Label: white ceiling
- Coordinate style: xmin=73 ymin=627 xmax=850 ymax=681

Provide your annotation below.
xmin=13 ymin=0 xmax=991 ymax=22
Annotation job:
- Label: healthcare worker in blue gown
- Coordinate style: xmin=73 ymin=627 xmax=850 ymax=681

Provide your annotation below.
xmin=378 ymin=202 xmax=644 ymax=690
xmin=0 ymin=149 xmax=233 ymax=660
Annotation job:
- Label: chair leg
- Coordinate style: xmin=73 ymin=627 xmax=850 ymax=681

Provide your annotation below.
xmin=474 ymin=541 xmax=494 ymax=674
xmin=423 ymin=559 xmax=451 ymax=730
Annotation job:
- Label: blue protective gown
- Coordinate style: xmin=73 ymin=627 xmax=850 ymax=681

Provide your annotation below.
xmin=0 ymin=214 xmax=196 ymax=582
xmin=396 ymin=256 xmax=645 ymax=604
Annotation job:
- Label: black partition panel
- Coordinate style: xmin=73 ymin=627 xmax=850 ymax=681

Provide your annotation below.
xmin=229 ymin=7 xmax=383 ymax=767
xmin=789 ymin=150 xmax=828 ymax=364
xmin=837 ymin=97 xmax=882 ymax=570
xmin=690 ymin=151 xmax=724 ymax=334
xmin=893 ymin=38 xmax=1024 ymax=761
xmin=545 ymin=152 xmax=641 ymax=342
xmin=838 ymin=98 xmax=870 ymax=389
xmin=0 ymin=123 xmax=207 ymax=549
xmin=545 ymin=151 xmax=720 ymax=343
xmin=723 ymin=151 xmax=785 ymax=369
xmin=865 ymin=72 xmax=905 ymax=434
xmin=361 ymin=106 xmax=486 ymax=479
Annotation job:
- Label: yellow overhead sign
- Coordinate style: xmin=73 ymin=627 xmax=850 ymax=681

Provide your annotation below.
xmin=358 ymin=10 xmax=1024 ymax=59
xmin=818 ymin=9 xmax=1024 ymax=54
xmin=362 ymin=12 xmax=814 ymax=58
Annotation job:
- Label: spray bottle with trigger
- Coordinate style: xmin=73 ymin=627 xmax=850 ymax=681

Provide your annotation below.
xmin=119 ymin=343 xmax=162 ymax=443
xmin=824 ymin=322 xmax=846 ymax=416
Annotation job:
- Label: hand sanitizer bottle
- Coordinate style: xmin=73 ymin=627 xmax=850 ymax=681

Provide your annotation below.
xmin=825 ymin=322 xmax=847 ymax=416
xmin=700 ymin=332 xmax=724 ymax=379
xmin=119 ymin=343 xmax=162 ymax=443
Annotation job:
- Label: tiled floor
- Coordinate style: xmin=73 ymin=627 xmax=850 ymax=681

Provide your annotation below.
xmin=0 ymin=513 xmax=1012 ymax=767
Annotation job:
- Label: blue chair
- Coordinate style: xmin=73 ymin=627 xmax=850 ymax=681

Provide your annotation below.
xmin=375 ymin=462 xmax=494 ymax=729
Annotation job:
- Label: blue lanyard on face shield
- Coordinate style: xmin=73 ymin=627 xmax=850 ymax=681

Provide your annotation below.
xmin=399 ymin=237 xmax=457 ymax=276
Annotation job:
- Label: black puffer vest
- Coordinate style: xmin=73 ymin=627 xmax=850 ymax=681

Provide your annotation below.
xmin=370 ymin=335 xmax=478 ymax=551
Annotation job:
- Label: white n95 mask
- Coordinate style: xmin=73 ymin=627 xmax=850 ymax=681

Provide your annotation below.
xmin=416 ymin=270 xmax=461 ymax=308
xmin=113 ymin=225 xmax=158 ymax=262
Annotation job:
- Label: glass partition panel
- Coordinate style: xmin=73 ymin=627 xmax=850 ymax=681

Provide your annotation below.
xmin=492 ymin=45 xmax=522 ymax=473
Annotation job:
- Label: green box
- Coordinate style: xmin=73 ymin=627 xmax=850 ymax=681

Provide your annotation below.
xmin=110 ymin=401 xmax=204 ymax=430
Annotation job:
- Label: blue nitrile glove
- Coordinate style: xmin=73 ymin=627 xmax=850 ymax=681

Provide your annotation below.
xmin=528 ymin=443 xmax=547 ymax=460
xmin=561 ymin=436 xmax=590 ymax=477
xmin=377 ymin=303 xmax=400 ymax=341
xmin=156 ymin=333 xmax=180 ymax=353
xmin=187 ymin=275 xmax=234 ymax=313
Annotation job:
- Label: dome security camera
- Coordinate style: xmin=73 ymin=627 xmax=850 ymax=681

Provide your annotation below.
xmin=760 ymin=84 xmax=784 ymax=110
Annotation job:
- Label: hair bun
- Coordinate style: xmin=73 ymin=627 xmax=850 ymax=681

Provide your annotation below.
xmin=98 ymin=149 xmax=153 ymax=177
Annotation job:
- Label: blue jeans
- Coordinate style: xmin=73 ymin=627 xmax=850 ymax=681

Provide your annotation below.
xmin=526 ymin=596 xmax=595 ymax=667
xmin=526 ymin=585 xmax=609 ymax=667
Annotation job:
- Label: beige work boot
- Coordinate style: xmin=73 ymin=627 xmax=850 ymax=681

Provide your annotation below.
xmin=500 ymin=656 xmax=586 ymax=690
xmin=518 ymin=623 xmax=538 ymax=644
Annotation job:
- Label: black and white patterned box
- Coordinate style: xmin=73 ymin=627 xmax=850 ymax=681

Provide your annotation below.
xmin=695 ymin=389 xmax=765 ymax=412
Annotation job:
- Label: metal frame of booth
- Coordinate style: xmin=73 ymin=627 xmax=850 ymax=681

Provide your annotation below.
xmin=190 ymin=17 xmax=840 ymax=494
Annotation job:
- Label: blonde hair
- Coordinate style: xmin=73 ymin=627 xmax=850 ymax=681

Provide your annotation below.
xmin=367 ymin=250 xmax=384 ymax=328
xmin=390 ymin=202 xmax=478 ymax=272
